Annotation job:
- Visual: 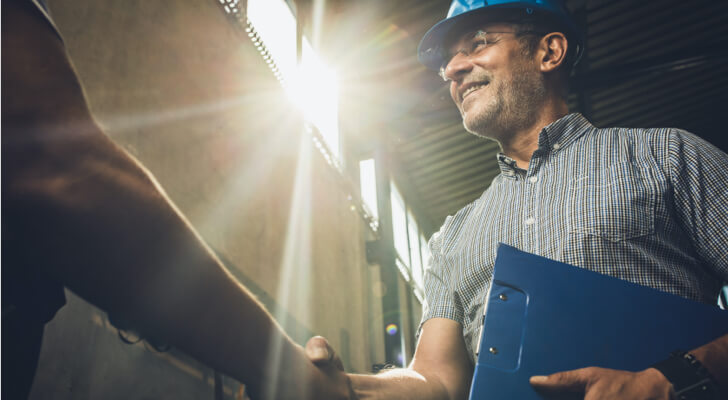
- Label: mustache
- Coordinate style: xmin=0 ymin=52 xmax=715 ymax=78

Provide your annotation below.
xmin=456 ymin=72 xmax=494 ymax=104
xmin=461 ymin=72 xmax=493 ymax=87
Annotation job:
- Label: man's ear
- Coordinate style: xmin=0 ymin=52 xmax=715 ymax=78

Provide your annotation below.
xmin=539 ymin=32 xmax=568 ymax=73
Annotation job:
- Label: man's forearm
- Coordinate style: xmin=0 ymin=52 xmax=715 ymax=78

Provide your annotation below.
xmin=350 ymin=369 xmax=456 ymax=400
xmin=4 ymin=99 xmax=343 ymax=399
xmin=336 ymin=318 xmax=474 ymax=400
xmin=2 ymin=2 xmax=349 ymax=398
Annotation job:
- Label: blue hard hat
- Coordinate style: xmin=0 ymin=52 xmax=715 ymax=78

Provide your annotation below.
xmin=418 ymin=0 xmax=584 ymax=71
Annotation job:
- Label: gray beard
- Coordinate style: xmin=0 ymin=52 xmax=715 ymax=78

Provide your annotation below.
xmin=462 ymin=65 xmax=547 ymax=143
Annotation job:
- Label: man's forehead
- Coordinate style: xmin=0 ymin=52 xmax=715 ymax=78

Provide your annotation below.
xmin=446 ymin=22 xmax=515 ymax=48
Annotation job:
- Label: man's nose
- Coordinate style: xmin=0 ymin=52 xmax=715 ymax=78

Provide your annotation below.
xmin=443 ymin=53 xmax=473 ymax=82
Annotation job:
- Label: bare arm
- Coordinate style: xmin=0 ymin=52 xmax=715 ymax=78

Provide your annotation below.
xmin=307 ymin=318 xmax=473 ymax=400
xmin=1 ymin=2 xmax=348 ymax=398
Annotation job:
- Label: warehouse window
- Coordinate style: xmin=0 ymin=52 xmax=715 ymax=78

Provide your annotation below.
xmin=298 ymin=40 xmax=340 ymax=159
xmin=359 ymin=158 xmax=379 ymax=224
xmin=416 ymin=234 xmax=429 ymax=301
xmin=391 ymin=182 xmax=409 ymax=271
xmin=390 ymin=181 xmax=428 ymax=301
xmin=246 ymin=0 xmax=341 ymax=161
xmin=419 ymin=234 xmax=430 ymax=270
xmin=246 ymin=0 xmax=296 ymax=80
xmin=407 ymin=211 xmax=423 ymax=291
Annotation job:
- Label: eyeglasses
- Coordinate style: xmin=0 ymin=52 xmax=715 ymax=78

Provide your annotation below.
xmin=438 ymin=30 xmax=543 ymax=82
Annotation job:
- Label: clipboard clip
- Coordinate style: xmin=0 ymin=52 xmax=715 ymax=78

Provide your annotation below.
xmin=475 ymin=281 xmax=528 ymax=371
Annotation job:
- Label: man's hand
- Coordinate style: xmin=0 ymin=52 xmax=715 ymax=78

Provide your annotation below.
xmin=529 ymin=367 xmax=675 ymax=400
xmin=305 ymin=336 xmax=357 ymax=399
xmin=304 ymin=320 xmax=472 ymax=400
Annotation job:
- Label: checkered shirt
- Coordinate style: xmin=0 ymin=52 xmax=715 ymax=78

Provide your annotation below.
xmin=420 ymin=113 xmax=728 ymax=364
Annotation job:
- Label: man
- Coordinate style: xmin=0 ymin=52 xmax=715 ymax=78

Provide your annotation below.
xmin=306 ymin=0 xmax=728 ymax=398
xmin=2 ymin=1 xmax=353 ymax=399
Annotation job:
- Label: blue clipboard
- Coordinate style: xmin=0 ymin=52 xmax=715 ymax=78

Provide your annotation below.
xmin=469 ymin=244 xmax=728 ymax=400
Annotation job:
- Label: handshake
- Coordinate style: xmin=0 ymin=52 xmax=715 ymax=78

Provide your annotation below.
xmin=303 ymin=336 xmax=358 ymax=400
xmin=282 ymin=327 xmax=690 ymax=400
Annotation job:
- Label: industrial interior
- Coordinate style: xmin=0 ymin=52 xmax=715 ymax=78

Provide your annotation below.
xmin=21 ymin=0 xmax=728 ymax=398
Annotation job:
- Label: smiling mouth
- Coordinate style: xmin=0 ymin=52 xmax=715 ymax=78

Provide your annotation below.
xmin=462 ymin=82 xmax=489 ymax=101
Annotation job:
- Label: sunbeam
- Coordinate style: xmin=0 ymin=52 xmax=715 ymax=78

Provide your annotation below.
xmin=263 ymin=125 xmax=314 ymax=399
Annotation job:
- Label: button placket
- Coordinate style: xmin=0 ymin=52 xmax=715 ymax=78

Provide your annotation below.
xmin=522 ymin=163 xmax=540 ymax=252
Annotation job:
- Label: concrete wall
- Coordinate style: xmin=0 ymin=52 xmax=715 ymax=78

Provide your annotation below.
xmin=29 ymin=0 xmax=417 ymax=397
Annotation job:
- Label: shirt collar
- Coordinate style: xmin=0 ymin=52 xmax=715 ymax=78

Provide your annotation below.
xmin=538 ymin=113 xmax=593 ymax=152
xmin=496 ymin=153 xmax=520 ymax=177
xmin=496 ymin=113 xmax=593 ymax=175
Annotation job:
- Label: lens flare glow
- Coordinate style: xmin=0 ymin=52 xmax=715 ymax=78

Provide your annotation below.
xmin=248 ymin=0 xmax=340 ymax=159
xmin=386 ymin=323 xmax=398 ymax=336
xmin=286 ymin=40 xmax=340 ymax=158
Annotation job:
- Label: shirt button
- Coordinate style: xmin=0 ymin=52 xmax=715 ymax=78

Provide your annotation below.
xmin=525 ymin=217 xmax=536 ymax=225
xmin=552 ymin=143 xmax=561 ymax=150
xmin=529 ymin=176 xmax=538 ymax=183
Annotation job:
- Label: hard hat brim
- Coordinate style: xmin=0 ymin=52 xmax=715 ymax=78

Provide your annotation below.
xmin=417 ymin=2 xmax=582 ymax=71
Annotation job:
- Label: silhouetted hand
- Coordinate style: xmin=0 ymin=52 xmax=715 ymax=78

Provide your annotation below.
xmin=305 ymin=336 xmax=358 ymax=399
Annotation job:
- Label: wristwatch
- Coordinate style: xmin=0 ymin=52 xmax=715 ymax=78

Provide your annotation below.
xmin=651 ymin=351 xmax=720 ymax=400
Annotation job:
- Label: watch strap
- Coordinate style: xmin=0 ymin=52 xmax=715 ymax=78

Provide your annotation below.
xmin=651 ymin=351 xmax=719 ymax=400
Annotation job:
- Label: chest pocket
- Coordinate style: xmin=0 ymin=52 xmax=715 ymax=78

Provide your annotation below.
xmin=568 ymin=162 xmax=656 ymax=242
